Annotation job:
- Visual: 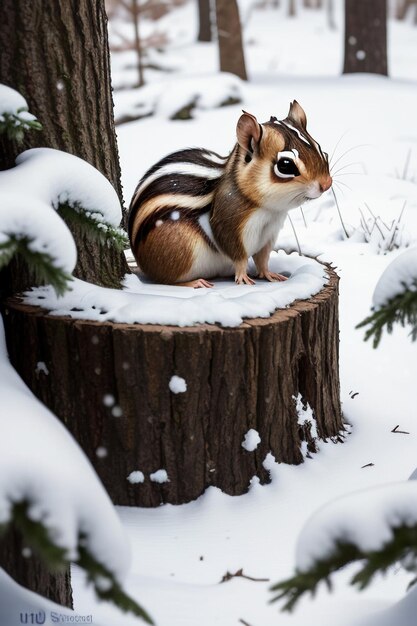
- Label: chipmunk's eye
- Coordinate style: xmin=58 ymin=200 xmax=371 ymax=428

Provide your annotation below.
xmin=274 ymin=157 xmax=300 ymax=179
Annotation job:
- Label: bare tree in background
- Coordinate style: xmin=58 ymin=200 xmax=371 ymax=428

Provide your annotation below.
xmin=215 ymin=0 xmax=247 ymax=80
xmin=131 ymin=0 xmax=145 ymax=86
xmin=288 ymin=0 xmax=297 ymax=16
xmin=327 ymin=0 xmax=336 ymax=29
xmin=343 ymin=0 xmax=388 ymax=75
xmin=106 ymin=0 xmax=184 ymax=87
xmin=304 ymin=0 xmax=323 ymax=7
xmin=197 ymin=0 xmax=212 ymax=41
xmin=395 ymin=0 xmax=417 ymax=21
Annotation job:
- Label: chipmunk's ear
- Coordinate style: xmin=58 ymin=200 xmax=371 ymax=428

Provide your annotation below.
xmin=237 ymin=111 xmax=262 ymax=153
xmin=286 ymin=100 xmax=307 ymax=129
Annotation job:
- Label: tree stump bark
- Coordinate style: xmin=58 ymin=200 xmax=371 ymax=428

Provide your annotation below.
xmin=0 ymin=526 xmax=73 ymax=609
xmin=3 ymin=264 xmax=343 ymax=508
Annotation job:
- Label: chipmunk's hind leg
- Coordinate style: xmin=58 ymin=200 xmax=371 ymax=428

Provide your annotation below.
xmin=135 ymin=220 xmax=218 ymax=286
xmin=177 ymin=278 xmax=214 ymax=289
xmin=135 ymin=220 xmax=197 ymax=285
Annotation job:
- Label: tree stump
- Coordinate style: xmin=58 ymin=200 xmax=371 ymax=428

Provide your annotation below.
xmin=3 ymin=264 xmax=343 ymax=507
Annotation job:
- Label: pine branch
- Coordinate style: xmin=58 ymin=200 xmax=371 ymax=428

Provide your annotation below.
xmin=270 ymin=525 xmax=417 ymax=612
xmin=356 ymin=282 xmax=417 ymax=348
xmin=0 ymin=235 xmax=72 ymax=296
xmin=270 ymin=541 xmax=360 ymax=612
xmin=0 ymin=108 xmax=42 ymax=143
xmin=78 ymin=546 xmax=154 ymax=624
xmin=1 ymin=501 xmax=154 ymax=624
xmin=57 ymin=203 xmax=128 ymax=252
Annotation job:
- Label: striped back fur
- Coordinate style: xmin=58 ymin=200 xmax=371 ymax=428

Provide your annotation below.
xmin=128 ymin=148 xmax=228 ymax=253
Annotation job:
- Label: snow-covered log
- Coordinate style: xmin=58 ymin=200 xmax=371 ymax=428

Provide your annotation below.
xmin=4 ymin=262 xmax=343 ymax=507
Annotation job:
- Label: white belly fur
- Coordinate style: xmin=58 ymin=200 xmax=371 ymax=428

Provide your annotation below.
xmin=243 ymin=209 xmax=288 ymax=257
xmin=181 ymin=213 xmax=234 ymax=281
xmin=181 ymin=239 xmax=234 ymax=281
xmin=180 ymin=210 xmax=288 ymax=281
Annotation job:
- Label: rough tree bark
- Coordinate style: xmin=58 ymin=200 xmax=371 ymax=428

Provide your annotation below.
xmin=197 ymin=0 xmax=212 ymax=41
xmin=0 ymin=527 xmax=73 ymax=609
xmin=343 ymin=0 xmax=388 ymax=75
xmin=0 ymin=0 xmax=128 ymax=288
xmin=4 ymin=265 xmax=344 ymax=508
xmin=215 ymin=0 xmax=248 ymax=80
xmin=0 ymin=0 xmax=126 ymax=609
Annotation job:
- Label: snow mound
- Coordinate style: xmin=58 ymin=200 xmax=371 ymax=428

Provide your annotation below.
xmin=0 ymin=84 xmax=36 ymax=119
xmin=0 ymin=148 xmax=124 ymax=278
xmin=373 ymin=247 xmax=417 ymax=308
xmin=23 ymin=252 xmax=328 ymax=327
xmin=14 ymin=148 xmax=122 ymax=226
xmin=0 ymin=192 xmax=76 ymax=273
xmin=0 ymin=317 xmax=130 ymax=582
xmin=296 ymin=482 xmax=417 ymax=572
xmin=114 ymin=73 xmax=244 ymax=123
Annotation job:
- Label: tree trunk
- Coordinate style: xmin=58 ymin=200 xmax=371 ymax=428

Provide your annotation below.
xmin=343 ymin=0 xmax=388 ymax=75
xmin=215 ymin=0 xmax=248 ymax=80
xmin=4 ymin=264 xmax=344 ymax=508
xmin=0 ymin=0 xmax=128 ymax=288
xmin=197 ymin=0 xmax=212 ymax=41
xmin=0 ymin=0 xmax=126 ymax=608
xmin=396 ymin=0 xmax=417 ymax=19
xmin=327 ymin=0 xmax=336 ymax=29
xmin=0 ymin=526 xmax=73 ymax=609
xmin=132 ymin=0 xmax=145 ymax=87
xmin=288 ymin=0 xmax=297 ymax=16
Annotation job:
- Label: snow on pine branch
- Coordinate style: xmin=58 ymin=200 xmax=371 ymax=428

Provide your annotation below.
xmin=0 ymin=84 xmax=42 ymax=143
xmin=271 ymin=482 xmax=417 ymax=612
xmin=0 ymin=194 xmax=76 ymax=295
xmin=0 ymin=148 xmax=128 ymax=294
xmin=0 ymin=317 xmax=153 ymax=623
xmin=357 ymin=247 xmax=417 ymax=346
xmin=14 ymin=149 xmax=127 ymax=249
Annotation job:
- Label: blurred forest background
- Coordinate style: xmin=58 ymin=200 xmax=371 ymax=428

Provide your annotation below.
xmin=105 ymin=0 xmax=417 ymax=125
xmin=102 ymin=0 xmax=417 ymax=88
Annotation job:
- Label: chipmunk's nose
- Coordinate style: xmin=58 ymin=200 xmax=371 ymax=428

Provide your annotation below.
xmin=319 ymin=175 xmax=333 ymax=193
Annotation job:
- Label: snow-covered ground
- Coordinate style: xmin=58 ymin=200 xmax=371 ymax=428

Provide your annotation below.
xmin=2 ymin=1 xmax=417 ymax=624
xmin=68 ymin=2 xmax=417 ymax=625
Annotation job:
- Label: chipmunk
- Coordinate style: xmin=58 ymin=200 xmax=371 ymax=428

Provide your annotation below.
xmin=128 ymin=101 xmax=332 ymax=288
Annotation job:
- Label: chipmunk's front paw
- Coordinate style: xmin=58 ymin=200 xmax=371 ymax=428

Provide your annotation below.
xmin=258 ymin=270 xmax=287 ymax=282
xmin=235 ymin=273 xmax=256 ymax=286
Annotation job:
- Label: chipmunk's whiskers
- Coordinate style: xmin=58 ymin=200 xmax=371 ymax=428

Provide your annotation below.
xmin=330 ymin=144 xmax=371 ymax=172
xmin=328 ymin=131 xmax=351 ymax=167
xmin=332 ymin=178 xmax=353 ymax=192
xmin=331 ymin=161 xmax=365 ymax=176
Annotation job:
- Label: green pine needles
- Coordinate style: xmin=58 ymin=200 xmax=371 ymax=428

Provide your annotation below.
xmin=356 ymin=281 xmax=417 ymax=348
xmin=3 ymin=502 xmax=153 ymax=624
xmin=270 ymin=524 xmax=417 ymax=612
xmin=0 ymin=236 xmax=72 ymax=296
xmin=0 ymin=108 xmax=42 ymax=143
xmin=57 ymin=202 xmax=129 ymax=252
xmin=0 ymin=205 xmax=129 ymax=296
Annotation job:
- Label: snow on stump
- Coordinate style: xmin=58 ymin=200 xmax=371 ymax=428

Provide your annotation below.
xmin=3 ymin=261 xmax=343 ymax=507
